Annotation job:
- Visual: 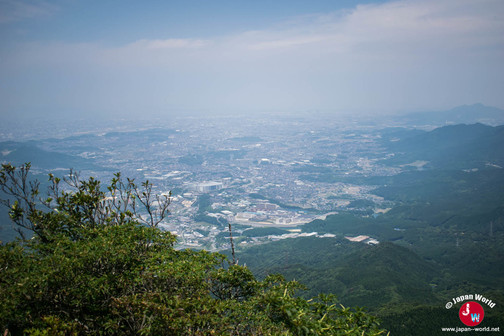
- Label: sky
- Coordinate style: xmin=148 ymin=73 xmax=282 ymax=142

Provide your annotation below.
xmin=1 ymin=0 xmax=503 ymax=120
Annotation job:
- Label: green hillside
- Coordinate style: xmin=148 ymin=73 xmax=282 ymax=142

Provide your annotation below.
xmin=231 ymin=123 xmax=504 ymax=334
xmin=236 ymin=239 xmax=439 ymax=309
xmin=0 ymin=141 xmax=101 ymax=170
xmin=384 ymin=123 xmax=504 ymax=169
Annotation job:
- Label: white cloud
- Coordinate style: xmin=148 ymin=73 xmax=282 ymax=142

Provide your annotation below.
xmin=1 ymin=0 xmax=504 ymax=115
xmin=131 ymin=39 xmax=211 ymax=50
xmin=233 ymin=0 xmax=504 ymax=58
xmin=246 ymin=34 xmax=330 ymax=51
xmin=14 ymin=0 xmax=502 ymax=67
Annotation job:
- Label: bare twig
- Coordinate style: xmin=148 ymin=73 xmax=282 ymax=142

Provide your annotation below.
xmin=0 ymin=164 xmax=172 ymax=240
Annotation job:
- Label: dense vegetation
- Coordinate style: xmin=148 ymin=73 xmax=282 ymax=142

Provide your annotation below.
xmin=0 ymin=163 xmax=386 ymax=335
xmin=235 ymin=166 xmax=504 ymax=333
xmin=3 ymin=123 xmax=503 ymax=334
xmin=233 ymin=124 xmax=504 ymax=334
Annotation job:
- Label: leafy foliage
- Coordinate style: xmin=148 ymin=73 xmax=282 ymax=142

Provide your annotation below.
xmin=0 ymin=164 xmax=386 ymax=335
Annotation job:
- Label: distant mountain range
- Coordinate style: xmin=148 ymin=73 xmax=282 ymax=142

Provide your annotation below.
xmin=0 ymin=141 xmax=101 ymax=170
xmin=102 ymin=127 xmax=177 ymax=140
xmin=400 ymin=103 xmax=504 ymax=126
xmin=382 ymin=123 xmax=504 ymax=169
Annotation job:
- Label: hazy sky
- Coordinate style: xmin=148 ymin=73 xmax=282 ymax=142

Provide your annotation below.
xmin=1 ymin=0 xmax=503 ymax=120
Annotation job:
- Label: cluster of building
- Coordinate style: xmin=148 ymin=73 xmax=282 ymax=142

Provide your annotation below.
xmin=14 ymin=115 xmax=396 ymax=250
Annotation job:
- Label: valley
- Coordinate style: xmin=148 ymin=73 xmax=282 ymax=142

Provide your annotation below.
xmin=2 ymin=106 xmax=504 ymax=334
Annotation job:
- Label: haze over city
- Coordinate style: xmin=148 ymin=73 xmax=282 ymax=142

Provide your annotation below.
xmin=2 ymin=2 xmax=504 ymax=334
xmin=1 ymin=0 xmax=504 ymax=122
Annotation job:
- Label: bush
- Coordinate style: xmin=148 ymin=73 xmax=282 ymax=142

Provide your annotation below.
xmin=0 ymin=164 xmax=387 ymax=335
